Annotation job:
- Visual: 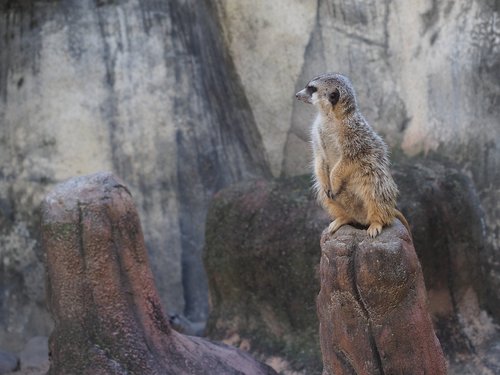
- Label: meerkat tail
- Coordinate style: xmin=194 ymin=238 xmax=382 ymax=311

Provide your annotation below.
xmin=394 ymin=209 xmax=412 ymax=237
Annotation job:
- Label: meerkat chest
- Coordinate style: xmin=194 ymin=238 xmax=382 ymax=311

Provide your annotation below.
xmin=311 ymin=115 xmax=341 ymax=164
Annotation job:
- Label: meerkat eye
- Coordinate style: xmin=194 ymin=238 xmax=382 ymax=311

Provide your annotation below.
xmin=307 ymin=86 xmax=317 ymax=94
xmin=329 ymin=89 xmax=340 ymax=105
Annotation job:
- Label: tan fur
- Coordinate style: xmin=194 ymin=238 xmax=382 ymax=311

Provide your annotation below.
xmin=296 ymin=73 xmax=411 ymax=238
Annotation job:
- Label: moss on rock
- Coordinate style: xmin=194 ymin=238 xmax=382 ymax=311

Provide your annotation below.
xmin=204 ymin=175 xmax=328 ymax=373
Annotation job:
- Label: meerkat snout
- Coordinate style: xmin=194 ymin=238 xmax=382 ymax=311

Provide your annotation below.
xmin=295 ymin=87 xmax=314 ymax=104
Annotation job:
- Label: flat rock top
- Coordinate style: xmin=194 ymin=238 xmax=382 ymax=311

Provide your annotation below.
xmin=322 ymin=219 xmax=411 ymax=248
xmin=41 ymin=172 xmax=131 ymax=223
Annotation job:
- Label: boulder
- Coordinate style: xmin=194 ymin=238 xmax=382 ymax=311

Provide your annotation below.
xmin=317 ymin=222 xmax=446 ymax=374
xmin=394 ymin=160 xmax=500 ymax=374
xmin=204 ymin=175 xmax=328 ymax=373
xmin=204 ymin=161 xmax=499 ymax=374
xmin=41 ymin=172 xmax=276 ymax=375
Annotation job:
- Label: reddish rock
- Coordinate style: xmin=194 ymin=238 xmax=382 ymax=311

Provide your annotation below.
xmin=41 ymin=172 xmax=276 ymax=375
xmin=317 ymin=221 xmax=447 ymax=375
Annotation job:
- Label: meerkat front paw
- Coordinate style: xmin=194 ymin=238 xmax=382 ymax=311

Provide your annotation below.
xmin=367 ymin=223 xmax=383 ymax=238
xmin=328 ymin=218 xmax=347 ymax=234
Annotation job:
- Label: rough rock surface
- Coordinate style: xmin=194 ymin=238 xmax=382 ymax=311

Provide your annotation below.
xmin=0 ymin=350 xmax=18 ymax=374
xmin=1 ymin=0 xmax=499 ymax=351
xmin=0 ymin=0 xmax=269 ymax=349
xmin=205 ymin=161 xmax=500 ymax=374
xmin=204 ymin=175 xmax=328 ymax=374
xmin=394 ymin=160 xmax=500 ymax=374
xmin=18 ymin=336 xmax=48 ymax=371
xmin=40 ymin=172 xmax=276 ymax=375
xmin=318 ymin=222 xmax=447 ymax=374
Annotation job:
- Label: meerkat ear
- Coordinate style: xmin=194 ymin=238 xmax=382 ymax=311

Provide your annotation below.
xmin=329 ymin=89 xmax=340 ymax=105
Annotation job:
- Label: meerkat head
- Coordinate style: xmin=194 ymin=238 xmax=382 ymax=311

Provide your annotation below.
xmin=295 ymin=73 xmax=357 ymax=116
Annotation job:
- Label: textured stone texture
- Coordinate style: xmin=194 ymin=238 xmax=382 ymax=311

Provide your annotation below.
xmin=204 ymin=162 xmax=500 ymax=374
xmin=19 ymin=336 xmax=48 ymax=370
xmin=0 ymin=350 xmax=18 ymax=374
xmin=0 ymin=0 xmax=499 ymax=351
xmin=41 ymin=172 xmax=277 ymax=375
xmin=0 ymin=0 xmax=269 ymax=349
xmin=394 ymin=160 xmax=500 ymax=374
xmin=204 ymin=175 xmax=328 ymax=374
xmin=318 ymin=222 xmax=447 ymax=375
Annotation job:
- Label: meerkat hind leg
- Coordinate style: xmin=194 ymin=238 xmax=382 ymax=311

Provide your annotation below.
xmin=328 ymin=217 xmax=351 ymax=234
xmin=323 ymin=199 xmax=352 ymax=235
xmin=363 ymin=196 xmax=385 ymax=238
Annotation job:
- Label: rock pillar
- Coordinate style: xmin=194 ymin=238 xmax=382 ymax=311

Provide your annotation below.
xmin=41 ymin=172 xmax=276 ymax=375
xmin=317 ymin=221 xmax=447 ymax=375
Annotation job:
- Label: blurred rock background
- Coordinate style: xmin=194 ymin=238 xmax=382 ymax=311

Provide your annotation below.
xmin=0 ymin=0 xmax=498 ymax=368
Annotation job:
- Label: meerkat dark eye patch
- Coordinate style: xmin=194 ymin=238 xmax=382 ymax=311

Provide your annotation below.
xmin=307 ymin=86 xmax=317 ymax=94
xmin=329 ymin=89 xmax=340 ymax=105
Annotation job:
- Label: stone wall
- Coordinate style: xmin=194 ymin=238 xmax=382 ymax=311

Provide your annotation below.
xmin=0 ymin=0 xmax=269 ymax=350
xmin=0 ymin=0 xmax=499 ymax=350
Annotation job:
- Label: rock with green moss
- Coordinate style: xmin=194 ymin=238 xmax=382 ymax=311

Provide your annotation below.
xmin=204 ymin=175 xmax=328 ymax=373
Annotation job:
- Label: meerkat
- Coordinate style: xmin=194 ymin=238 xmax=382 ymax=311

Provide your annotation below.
xmin=295 ymin=72 xmax=410 ymax=238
